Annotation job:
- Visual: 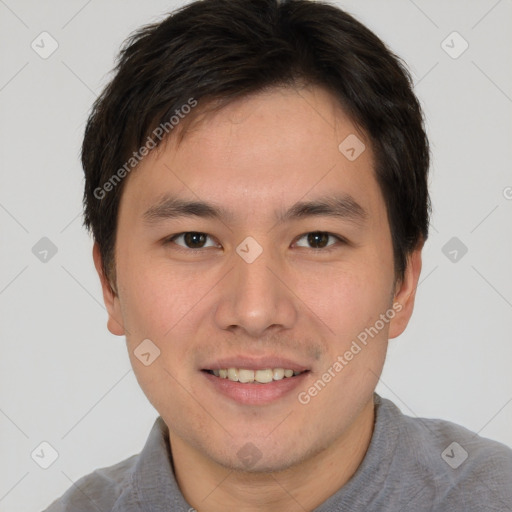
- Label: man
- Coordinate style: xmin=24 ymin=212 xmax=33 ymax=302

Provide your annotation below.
xmin=44 ymin=0 xmax=512 ymax=510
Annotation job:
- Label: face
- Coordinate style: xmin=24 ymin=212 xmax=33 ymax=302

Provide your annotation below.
xmin=95 ymin=85 xmax=420 ymax=473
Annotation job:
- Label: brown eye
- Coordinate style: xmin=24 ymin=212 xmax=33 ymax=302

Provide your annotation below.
xmin=168 ymin=232 xmax=217 ymax=249
xmin=183 ymin=232 xmax=207 ymax=248
xmin=307 ymin=232 xmax=329 ymax=248
xmin=295 ymin=231 xmax=341 ymax=249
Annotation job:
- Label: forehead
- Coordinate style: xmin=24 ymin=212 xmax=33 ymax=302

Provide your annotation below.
xmin=119 ymin=85 xmax=385 ymax=226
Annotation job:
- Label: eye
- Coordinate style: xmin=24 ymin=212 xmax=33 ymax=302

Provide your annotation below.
xmin=294 ymin=231 xmax=345 ymax=250
xmin=165 ymin=232 xmax=219 ymax=250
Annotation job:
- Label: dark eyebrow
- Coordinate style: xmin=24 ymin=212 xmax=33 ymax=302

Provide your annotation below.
xmin=143 ymin=196 xmax=230 ymax=224
xmin=142 ymin=193 xmax=367 ymax=226
xmin=279 ymin=194 xmax=367 ymax=225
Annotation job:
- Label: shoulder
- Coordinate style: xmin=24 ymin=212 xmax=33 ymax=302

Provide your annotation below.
xmin=42 ymin=454 xmax=139 ymax=512
xmin=398 ymin=403 xmax=512 ymax=474
xmin=379 ymin=396 xmax=512 ymax=509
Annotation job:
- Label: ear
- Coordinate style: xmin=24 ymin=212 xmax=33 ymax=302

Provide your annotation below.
xmin=388 ymin=242 xmax=423 ymax=339
xmin=92 ymin=242 xmax=125 ymax=336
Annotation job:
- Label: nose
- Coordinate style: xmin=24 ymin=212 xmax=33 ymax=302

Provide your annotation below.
xmin=213 ymin=242 xmax=298 ymax=338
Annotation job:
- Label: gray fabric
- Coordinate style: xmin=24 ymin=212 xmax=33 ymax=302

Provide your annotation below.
xmin=42 ymin=394 xmax=512 ymax=511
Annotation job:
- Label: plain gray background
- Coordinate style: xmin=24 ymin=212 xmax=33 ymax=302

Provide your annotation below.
xmin=0 ymin=1 xmax=511 ymax=510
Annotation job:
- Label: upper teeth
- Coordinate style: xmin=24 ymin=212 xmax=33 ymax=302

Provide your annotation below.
xmin=211 ymin=368 xmax=302 ymax=383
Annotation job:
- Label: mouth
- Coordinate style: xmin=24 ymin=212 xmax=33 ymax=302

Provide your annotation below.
xmin=201 ymin=359 xmax=312 ymax=405
xmin=202 ymin=368 xmax=309 ymax=384
xmin=200 ymin=356 xmax=312 ymax=405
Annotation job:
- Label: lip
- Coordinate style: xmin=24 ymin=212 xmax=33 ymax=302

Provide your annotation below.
xmin=201 ymin=356 xmax=310 ymax=373
xmin=202 ymin=370 xmax=310 ymax=405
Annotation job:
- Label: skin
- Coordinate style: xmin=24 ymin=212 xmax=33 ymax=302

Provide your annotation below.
xmin=94 ymin=85 xmax=423 ymax=512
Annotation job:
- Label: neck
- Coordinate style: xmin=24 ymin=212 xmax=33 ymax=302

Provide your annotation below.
xmin=169 ymin=397 xmax=375 ymax=512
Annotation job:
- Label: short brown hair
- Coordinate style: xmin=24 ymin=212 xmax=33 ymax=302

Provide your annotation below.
xmin=82 ymin=0 xmax=431 ymax=289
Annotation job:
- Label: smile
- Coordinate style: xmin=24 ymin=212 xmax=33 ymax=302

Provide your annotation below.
xmin=204 ymin=368 xmax=308 ymax=384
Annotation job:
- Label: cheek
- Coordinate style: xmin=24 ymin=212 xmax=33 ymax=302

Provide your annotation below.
xmin=296 ymin=261 xmax=392 ymax=339
xmin=116 ymin=251 xmax=189 ymax=338
xmin=117 ymin=248 xmax=228 ymax=352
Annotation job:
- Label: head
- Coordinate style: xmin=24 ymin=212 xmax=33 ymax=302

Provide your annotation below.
xmin=84 ymin=0 xmax=430 ymax=472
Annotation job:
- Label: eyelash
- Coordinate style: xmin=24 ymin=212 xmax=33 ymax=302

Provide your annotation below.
xmin=163 ymin=231 xmax=348 ymax=253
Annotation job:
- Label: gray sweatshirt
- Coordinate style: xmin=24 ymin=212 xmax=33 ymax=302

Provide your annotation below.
xmin=42 ymin=394 xmax=512 ymax=511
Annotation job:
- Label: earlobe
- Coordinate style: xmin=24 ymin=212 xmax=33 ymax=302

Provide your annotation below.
xmin=92 ymin=242 xmax=125 ymax=336
xmin=388 ymin=244 xmax=423 ymax=339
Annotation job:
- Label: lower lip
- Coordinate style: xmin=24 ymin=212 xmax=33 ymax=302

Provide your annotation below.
xmin=202 ymin=371 xmax=310 ymax=405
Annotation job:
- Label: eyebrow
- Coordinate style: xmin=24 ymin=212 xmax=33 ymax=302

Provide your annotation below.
xmin=142 ymin=193 xmax=368 ymax=226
